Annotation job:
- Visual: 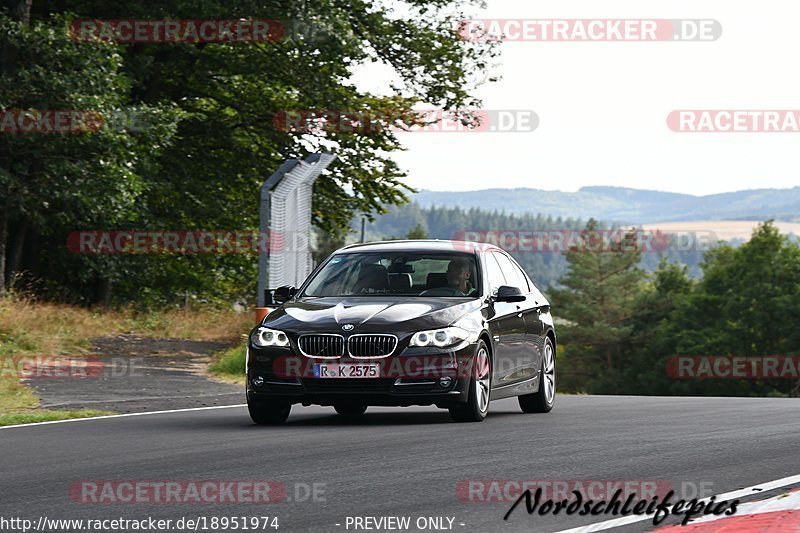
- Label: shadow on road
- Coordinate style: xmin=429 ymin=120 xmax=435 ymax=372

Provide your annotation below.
xmin=251 ymin=407 xmax=526 ymax=428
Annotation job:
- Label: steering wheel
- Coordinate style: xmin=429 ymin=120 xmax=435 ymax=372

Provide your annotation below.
xmin=419 ymin=287 xmax=466 ymax=296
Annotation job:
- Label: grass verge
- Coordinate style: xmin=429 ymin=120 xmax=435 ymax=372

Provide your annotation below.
xmin=0 ymin=363 xmax=113 ymax=426
xmin=0 ymin=409 xmax=113 ymax=427
xmin=0 ymin=297 xmax=253 ymax=352
xmin=0 ymin=296 xmax=252 ymax=424
xmin=209 ymin=342 xmax=247 ymax=385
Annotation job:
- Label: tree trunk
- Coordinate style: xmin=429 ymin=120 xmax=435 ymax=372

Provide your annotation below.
xmin=8 ymin=217 xmax=27 ymax=282
xmin=3 ymin=0 xmax=32 ymax=24
xmin=0 ymin=0 xmax=31 ymax=293
xmin=95 ymin=277 xmax=112 ymax=307
xmin=0 ymin=207 xmax=7 ymax=296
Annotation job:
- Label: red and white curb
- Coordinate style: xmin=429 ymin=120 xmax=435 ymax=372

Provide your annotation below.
xmin=553 ymin=474 xmax=800 ymax=533
xmin=659 ymin=489 xmax=800 ymax=532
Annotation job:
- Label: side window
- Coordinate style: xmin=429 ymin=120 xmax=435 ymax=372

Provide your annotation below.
xmin=483 ymin=253 xmax=507 ymax=295
xmin=494 ymin=252 xmax=529 ymax=293
xmin=510 ymin=256 xmax=532 ymax=292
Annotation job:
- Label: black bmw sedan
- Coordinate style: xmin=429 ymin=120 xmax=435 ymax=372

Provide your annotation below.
xmin=246 ymin=240 xmax=556 ymax=424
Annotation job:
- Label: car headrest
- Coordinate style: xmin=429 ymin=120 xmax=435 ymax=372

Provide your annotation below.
xmin=388 ymin=263 xmax=414 ymax=274
xmin=426 ymin=272 xmax=448 ymax=288
xmin=356 ymin=263 xmax=389 ymax=291
xmin=388 ymin=273 xmax=412 ymax=291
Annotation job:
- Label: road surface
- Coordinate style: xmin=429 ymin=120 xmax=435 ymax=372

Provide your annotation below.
xmin=1 ymin=395 xmax=798 ymax=532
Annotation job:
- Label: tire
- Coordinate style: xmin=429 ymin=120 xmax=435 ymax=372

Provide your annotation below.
xmin=519 ymin=336 xmax=555 ymax=413
xmin=248 ymin=398 xmax=291 ymax=425
xmin=334 ymin=403 xmax=368 ymax=417
xmin=449 ymin=340 xmax=491 ymax=422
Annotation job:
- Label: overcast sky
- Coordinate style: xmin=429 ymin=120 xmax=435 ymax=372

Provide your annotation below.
xmin=363 ymin=0 xmax=800 ymax=196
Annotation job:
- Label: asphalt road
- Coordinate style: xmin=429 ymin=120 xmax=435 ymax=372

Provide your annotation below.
xmin=26 ymin=335 xmax=242 ymax=413
xmin=1 ymin=395 xmax=798 ymax=533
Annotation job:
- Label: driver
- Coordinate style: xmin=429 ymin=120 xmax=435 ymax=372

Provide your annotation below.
xmin=446 ymin=258 xmax=474 ymax=295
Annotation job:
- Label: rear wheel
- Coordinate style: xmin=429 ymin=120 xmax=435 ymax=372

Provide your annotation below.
xmin=334 ymin=403 xmax=368 ymax=417
xmin=449 ymin=341 xmax=491 ymax=422
xmin=248 ymin=398 xmax=291 ymax=425
xmin=519 ymin=337 xmax=555 ymax=413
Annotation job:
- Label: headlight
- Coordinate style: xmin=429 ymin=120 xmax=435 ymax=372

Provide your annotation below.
xmin=250 ymin=327 xmax=290 ymax=348
xmin=409 ymin=326 xmax=469 ymax=348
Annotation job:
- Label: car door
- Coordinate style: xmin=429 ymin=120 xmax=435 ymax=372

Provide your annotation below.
xmin=493 ymin=252 xmax=543 ymax=381
xmin=482 ymin=252 xmax=527 ymax=388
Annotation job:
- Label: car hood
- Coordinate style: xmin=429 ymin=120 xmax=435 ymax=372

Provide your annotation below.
xmin=264 ymin=297 xmax=481 ymax=333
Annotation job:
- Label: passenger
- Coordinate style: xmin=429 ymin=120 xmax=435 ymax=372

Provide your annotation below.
xmin=446 ymin=259 xmax=475 ymax=295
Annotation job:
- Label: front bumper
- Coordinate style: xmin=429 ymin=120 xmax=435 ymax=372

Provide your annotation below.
xmin=246 ymin=341 xmax=477 ymax=407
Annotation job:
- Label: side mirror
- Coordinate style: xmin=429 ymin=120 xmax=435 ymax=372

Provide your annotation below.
xmin=494 ymin=285 xmax=526 ymax=303
xmin=273 ymin=285 xmax=297 ymax=305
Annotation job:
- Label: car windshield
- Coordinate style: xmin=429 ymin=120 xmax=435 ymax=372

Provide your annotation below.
xmin=302 ymin=251 xmax=480 ymax=298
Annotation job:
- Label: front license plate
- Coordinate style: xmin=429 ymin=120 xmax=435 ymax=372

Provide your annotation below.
xmin=314 ymin=363 xmax=380 ymax=378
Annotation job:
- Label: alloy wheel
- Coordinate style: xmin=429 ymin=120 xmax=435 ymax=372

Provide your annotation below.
xmin=475 ymin=347 xmax=490 ymax=412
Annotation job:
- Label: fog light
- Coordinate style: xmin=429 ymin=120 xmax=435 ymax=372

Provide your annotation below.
xmin=251 ymin=375 xmax=265 ymax=388
xmin=438 ymin=376 xmax=453 ymax=388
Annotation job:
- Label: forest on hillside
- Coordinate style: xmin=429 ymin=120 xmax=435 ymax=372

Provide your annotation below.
xmin=550 ymin=221 xmax=800 ymax=398
xmin=362 ymin=202 xmax=711 ymax=288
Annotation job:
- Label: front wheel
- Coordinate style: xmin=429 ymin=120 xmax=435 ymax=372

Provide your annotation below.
xmin=449 ymin=341 xmax=491 ymax=422
xmin=248 ymin=398 xmax=291 ymax=425
xmin=519 ymin=337 xmax=555 ymax=413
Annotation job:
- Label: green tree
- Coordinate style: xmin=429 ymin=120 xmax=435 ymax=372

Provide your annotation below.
xmin=2 ymin=0 xmax=497 ymax=304
xmin=0 ymin=11 xmax=177 ymax=301
xmin=658 ymin=222 xmax=800 ymax=396
xmin=406 ymin=223 xmax=428 ymax=239
xmin=693 ymin=222 xmax=800 ymax=356
xmin=623 ymin=259 xmax=694 ymax=394
xmin=549 ymin=220 xmax=646 ymax=393
xmin=312 ymin=228 xmax=346 ymax=265
xmin=621 ymin=221 xmax=800 ymax=397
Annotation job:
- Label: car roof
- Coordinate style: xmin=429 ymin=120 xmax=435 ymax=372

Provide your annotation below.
xmin=335 ymin=239 xmax=501 ymax=254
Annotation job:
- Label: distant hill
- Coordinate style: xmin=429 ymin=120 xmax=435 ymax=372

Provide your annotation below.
xmin=356 ymin=204 xmax=702 ymax=289
xmin=412 ymin=186 xmax=800 ymax=224
xmin=354 ymin=186 xmax=800 ymax=288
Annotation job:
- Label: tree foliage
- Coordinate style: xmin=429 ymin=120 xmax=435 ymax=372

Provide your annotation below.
xmin=556 ymin=221 xmax=800 ymax=397
xmin=549 ymin=220 xmax=645 ymax=393
xmin=0 ymin=0 xmax=497 ymax=304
